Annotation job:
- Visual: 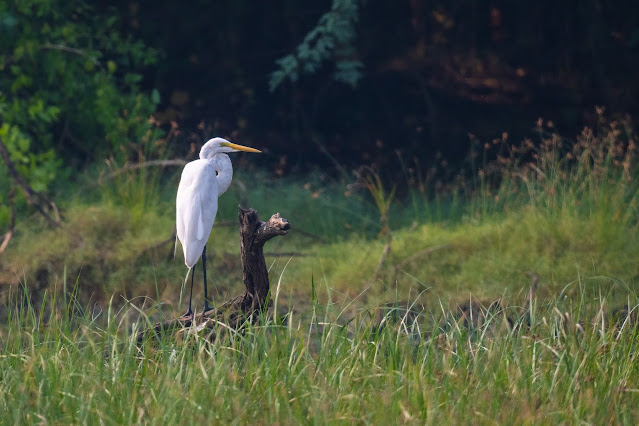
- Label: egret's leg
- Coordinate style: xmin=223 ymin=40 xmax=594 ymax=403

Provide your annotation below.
xmin=183 ymin=263 xmax=195 ymax=318
xmin=202 ymin=245 xmax=212 ymax=312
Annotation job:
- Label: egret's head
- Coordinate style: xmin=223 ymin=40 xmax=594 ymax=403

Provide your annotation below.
xmin=199 ymin=137 xmax=261 ymax=159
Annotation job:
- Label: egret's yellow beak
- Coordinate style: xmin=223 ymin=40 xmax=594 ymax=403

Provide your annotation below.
xmin=221 ymin=141 xmax=261 ymax=153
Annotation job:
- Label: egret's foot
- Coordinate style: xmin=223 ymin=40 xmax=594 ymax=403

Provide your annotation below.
xmin=181 ymin=309 xmax=194 ymax=320
xmin=203 ymin=302 xmax=213 ymax=314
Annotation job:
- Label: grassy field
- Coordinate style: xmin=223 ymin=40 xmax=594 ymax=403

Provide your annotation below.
xmin=1 ymin=286 xmax=639 ymax=424
xmin=1 ymin=118 xmax=639 ymax=423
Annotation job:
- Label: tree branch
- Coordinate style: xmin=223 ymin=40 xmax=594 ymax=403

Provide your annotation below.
xmin=41 ymin=43 xmax=101 ymax=67
xmin=0 ymin=134 xmax=61 ymax=227
xmin=136 ymin=207 xmax=291 ymax=343
xmin=254 ymin=212 xmax=291 ymax=246
xmin=0 ymin=186 xmax=16 ymax=255
xmin=98 ymin=159 xmax=187 ymax=184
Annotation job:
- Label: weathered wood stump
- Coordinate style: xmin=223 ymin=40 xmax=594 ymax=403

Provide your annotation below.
xmin=136 ymin=206 xmax=290 ymax=343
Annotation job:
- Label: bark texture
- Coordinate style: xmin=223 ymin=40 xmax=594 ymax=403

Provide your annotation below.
xmin=136 ymin=207 xmax=290 ymax=343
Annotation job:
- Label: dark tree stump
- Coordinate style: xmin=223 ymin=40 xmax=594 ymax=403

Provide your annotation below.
xmin=136 ymin=207 xmax=290 ymax=343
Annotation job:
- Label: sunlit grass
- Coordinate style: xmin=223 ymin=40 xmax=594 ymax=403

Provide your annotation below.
xmin=1 ymin=283 xmax=638 ymax=424
xmin=1 ymin=116 xmax=639 ymax=422
xmin=3 ymin=116 xmax=639 ymax=314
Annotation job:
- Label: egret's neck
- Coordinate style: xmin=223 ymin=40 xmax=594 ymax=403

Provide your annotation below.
xmin=210 ymin=153 xmax=233 ymax=195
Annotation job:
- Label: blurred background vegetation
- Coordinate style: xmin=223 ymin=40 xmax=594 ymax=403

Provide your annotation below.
xmin=1 ymin=0 xmax=638 ymax=313
xmin=3 ymin=3 xmax=639 ymax=421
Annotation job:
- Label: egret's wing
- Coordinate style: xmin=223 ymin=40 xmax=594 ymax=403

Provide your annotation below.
xmin=176 ymin=160 xmax=219 ymax=268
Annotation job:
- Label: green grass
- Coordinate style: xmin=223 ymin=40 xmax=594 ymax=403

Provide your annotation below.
xmin=6 ymin=155 xmax=638 ymax=312
xmin=1 ymin=116 xmax=639 ymax=422
xmin=1 ymin=285 xmax=639 ymax=424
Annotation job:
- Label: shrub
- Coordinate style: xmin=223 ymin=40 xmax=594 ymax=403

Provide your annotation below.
xmin=0 ymin=0 xmax=163 ymax=227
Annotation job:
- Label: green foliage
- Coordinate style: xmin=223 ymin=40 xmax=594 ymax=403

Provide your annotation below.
xmin=2 ymin=118 xmax=639 ymax=422
xmin=2 ymin=115 xmax=639 ymax=319
xmin=1 ymin=285 xmax=639 ymax=423
xmin=0 ymin=0 xmax=161 ymax=206
xmin=475 ymin=115 xmax=639 ymax=230
xmin=269 ymin=0 xmax=363 ymax=91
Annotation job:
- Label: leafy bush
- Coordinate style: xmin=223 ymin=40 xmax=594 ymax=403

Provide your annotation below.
xmin=0 ymin=0 xmax=162 ymax=225
xmin=269 ymin=0 xmax=363 ymax=91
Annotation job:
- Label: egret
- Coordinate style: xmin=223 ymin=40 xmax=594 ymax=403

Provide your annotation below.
xmin=176 ymin=137 xmax=261 ymax=317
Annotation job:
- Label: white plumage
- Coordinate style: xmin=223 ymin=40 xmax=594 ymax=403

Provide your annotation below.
xmin=176 ymin=159 xmax=219 ymax=267
xmin=175 ymin=137 xmax=261 ymax=316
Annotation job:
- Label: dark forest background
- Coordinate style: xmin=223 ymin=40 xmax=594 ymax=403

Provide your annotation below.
xmin=1 ymin=0 xmax=639 ymax=199
xmin=119 ymin=0 xmax=639 ymax=169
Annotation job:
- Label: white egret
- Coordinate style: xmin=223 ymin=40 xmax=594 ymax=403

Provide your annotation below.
xmin=176 ymin=137 xmax=261 ymax=317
